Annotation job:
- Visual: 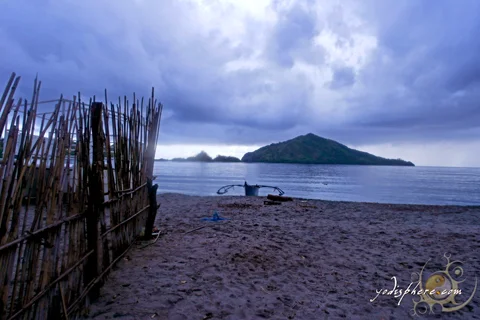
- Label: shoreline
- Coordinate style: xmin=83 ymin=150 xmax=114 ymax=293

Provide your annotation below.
xmin=157 ymin=192 xmax=480 ymax=208
xmin=88 ymin=193 xmax=480 ymax=319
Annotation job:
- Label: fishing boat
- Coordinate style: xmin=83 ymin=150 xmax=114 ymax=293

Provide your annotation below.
xmin=217 ymin=181 xmax=285 ymax=196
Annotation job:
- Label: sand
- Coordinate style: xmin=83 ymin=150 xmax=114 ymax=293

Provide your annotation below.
xmin=87 ymin=193 xmax=480 ymax=319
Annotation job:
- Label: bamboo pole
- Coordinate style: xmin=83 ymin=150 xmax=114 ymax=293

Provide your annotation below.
xmin=0 ymin=73 xmax=16 ymax=112
xmin=6 ymin=81 xmax=43 ymax=316
xmin=0 ymin=75 xmax=21 ymax=137
xmin=59 ymin=283 xmax=69 ymax=320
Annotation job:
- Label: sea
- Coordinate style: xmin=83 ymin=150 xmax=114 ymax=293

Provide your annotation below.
xmin=152 ymin=162 xmax=480 ymax=206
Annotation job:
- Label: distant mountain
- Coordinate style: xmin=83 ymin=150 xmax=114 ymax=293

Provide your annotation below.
xmin=170 ymin=151 xmax=211 ymax=162
xmin=213 ymin=155 xmax=241 ymax=162
xmin=170 ymin=151 xmax=241 ymax=163
xmin=186 ymin=151 xmax=212 ymax=162
xmin=170 ymin=151 xmax=212 ymax=162
xmin=241 ymin=133 xmax=415 ymax=166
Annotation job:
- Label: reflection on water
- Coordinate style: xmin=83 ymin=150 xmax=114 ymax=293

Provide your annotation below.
xmin=152 ymin=162 xmax=480 ymax=206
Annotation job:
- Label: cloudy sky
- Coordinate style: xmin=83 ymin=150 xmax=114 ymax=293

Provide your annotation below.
xmin=1 ymin=0 xmax=479 ymax=167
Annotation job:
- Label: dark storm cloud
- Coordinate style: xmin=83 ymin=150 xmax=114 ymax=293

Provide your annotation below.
xmin=1 ymin=0 xmax=480 ymax=149
xmin=328 ymin=67 xmax=355 ymax=89
xmin=348 ymin=0 xmax=480 ymax=143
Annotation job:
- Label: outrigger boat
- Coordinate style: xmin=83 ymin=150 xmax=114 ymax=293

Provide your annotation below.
xmin=217 ymin=181 xmax=285 ymax=196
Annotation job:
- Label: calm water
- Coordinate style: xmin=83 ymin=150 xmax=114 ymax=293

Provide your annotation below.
xmin=152 ymin=162 xmax=480 ymax=206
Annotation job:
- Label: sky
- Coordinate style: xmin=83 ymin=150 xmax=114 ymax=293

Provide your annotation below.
xmin=1 ymin=0 xmax=479 ymax=167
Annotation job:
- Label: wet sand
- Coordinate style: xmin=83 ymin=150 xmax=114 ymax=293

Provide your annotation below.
xmin=88 ymin=193 xmax=480 ymax=319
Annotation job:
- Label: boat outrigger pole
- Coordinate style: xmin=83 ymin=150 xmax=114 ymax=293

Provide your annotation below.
xmin=255 ymin=185 xmax=285 ymax=196
xmin=216 ymin=184 xmax=244 ymax=195
xmin=217 ymin=181 xmax=285 ymax=196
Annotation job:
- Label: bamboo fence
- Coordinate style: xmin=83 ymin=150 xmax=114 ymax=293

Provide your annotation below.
xmin=0 ymin=72 xmax=163 ymax=319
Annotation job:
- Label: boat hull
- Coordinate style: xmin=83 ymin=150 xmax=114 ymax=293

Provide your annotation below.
xmin=244 ymin=184 xmax=259 ymax=196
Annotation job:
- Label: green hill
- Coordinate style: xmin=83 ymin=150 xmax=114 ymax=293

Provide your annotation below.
xmin=170 ymin=151 xmax=241 ymax=163
xmin=241 ymin=133 xmax=415 ymax=166
xmin=213 ymin=155 xmax=241 ymax=162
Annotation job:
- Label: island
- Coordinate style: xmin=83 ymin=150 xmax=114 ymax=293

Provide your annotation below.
xmin=165 ymin=151 xmax=241 ymax=163
xmin=212 ymin=155 xmax=241 ymax=162
xmin=241 ymin=133 xmax=415 ymax=166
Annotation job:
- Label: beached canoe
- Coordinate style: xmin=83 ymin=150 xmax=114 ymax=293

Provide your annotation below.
xmin=217 ymin=181 xmax=285 ymax=197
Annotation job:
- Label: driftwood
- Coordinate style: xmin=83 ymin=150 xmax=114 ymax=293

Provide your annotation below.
xmin=183 ymin=225 xmax=210 ymax=235
xmin=267 ymin=194 xmax=293 ymax=202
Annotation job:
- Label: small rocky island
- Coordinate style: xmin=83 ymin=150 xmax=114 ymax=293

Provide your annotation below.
xmin=167 ymin=151 xmax=241 ymax=163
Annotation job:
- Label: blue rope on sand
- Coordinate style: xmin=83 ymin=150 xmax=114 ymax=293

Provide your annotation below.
xmin=201 ymin=211 xmax=227 ymax=222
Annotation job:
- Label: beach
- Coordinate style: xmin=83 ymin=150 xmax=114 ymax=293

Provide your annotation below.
xmin=88 ymin=193 xmax=480 ymax=319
